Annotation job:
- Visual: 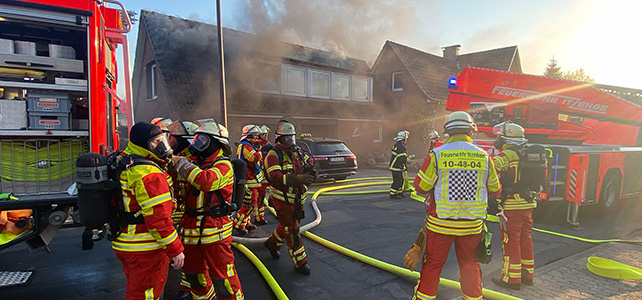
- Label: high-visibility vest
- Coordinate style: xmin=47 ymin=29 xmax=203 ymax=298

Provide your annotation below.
xmin=432 ymin=141 xmax=490 ymax=220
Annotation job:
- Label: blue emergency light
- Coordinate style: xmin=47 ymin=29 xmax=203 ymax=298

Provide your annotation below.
xmin=449 ymin=78 xmax=457 ymax=85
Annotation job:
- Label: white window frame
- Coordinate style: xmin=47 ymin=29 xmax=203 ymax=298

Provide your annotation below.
xmin=309 ymin=70 xmax=331 ymax=99
xmin=352 ymin=76 xmax=372 ymax=102
xmin=282 ymin=65 xmax=307 ymax=96
xmin=332 ymin=74 xmax=351 ymax=100
xmin=392 ymin=71 xmax=403 ymax=92
xmin=147 ymin=63 xmax=158 ymax=101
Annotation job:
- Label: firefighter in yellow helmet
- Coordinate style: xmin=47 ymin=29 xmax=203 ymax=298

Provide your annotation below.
xmin=167 ymin=120 xmax=244 ymax=300
xmin=112 ymin=122 xmax=184 ymax=300
xmin=389 ymin=130 xmax=409 ymax=199
xmin=490 ymin=121 xmax=536 ymax=291
xmin=263 ymin=121 xmax=315 ymax=274
xmin=411 ymin=111 xmax=501 ymax=300
xmin=233 ymin=125 xmax=264 ymax=235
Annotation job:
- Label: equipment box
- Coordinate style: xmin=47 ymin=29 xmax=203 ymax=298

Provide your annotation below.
xmin=0 ymin=100 xmax=27 ymax=129
xmin=28 ymin=112 xmax=71 ymax=130
xmin=27 ymin=92 xmax=70 ymax=113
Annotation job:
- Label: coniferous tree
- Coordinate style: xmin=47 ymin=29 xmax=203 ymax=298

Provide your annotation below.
xmin=543 ymin=56 xmax=563 ymax=78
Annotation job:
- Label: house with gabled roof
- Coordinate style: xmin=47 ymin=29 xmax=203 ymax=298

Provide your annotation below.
xmin=371 ymin=42 xmax=521 ymax=156
xmin=132 ymin=10 xmax=391 ymax=158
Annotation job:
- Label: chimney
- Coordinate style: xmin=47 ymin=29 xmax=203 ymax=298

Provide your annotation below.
xmin=442 ymin=44 xmax=461 ymax=61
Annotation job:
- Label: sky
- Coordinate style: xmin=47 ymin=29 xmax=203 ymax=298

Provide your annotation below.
xmin=117 ymin=0 xmax=641 ymax=89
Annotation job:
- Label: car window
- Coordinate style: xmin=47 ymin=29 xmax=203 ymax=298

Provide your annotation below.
xmin=299 ymin=142 xmax=311 ymax=153
xmin=313 ymin=142 xmax=351 ymax=155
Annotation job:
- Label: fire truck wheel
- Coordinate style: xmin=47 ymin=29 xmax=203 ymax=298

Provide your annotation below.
xmin=599 ymin=173 xmax=621 ymax=212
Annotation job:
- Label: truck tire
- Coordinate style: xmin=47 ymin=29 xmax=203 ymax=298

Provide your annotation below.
xmin=599 ymin=173 xmax=621 ymax=212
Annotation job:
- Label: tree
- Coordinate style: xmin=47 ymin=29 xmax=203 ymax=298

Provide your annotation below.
xmin=543 ymin=56 xmax=563 ymax=78
xmin=562 ymin=68 xmax=594 ymax=83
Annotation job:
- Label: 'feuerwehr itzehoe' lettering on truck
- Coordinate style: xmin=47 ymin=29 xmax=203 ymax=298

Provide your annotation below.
xmin=491 ymin=86 xmax=609 ymax=114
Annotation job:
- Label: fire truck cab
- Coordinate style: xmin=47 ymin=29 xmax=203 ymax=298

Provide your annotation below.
xmin=0 ymin=0 xmax=133 ymax=253
xmin=447 ymin=67 xmax=642 ymax=227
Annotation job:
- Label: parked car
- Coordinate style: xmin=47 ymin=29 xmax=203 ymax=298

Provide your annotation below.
xmin=297 ymin=135 xmax=358 ymax=181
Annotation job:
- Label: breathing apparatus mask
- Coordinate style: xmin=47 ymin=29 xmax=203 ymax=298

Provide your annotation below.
xmin=278 ymin=135 xmax=296 ymax=148
xmin=169 ymin=135 xmax=192 ymax=153
xmin=148 ymin=134 xmax=173 ymax=159
xmin=189 ymin=133 xmax=222 ymax=159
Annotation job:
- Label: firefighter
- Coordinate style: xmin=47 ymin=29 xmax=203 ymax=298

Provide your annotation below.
xmin=389 ymin=130 xmax=409 ymax=199
xmin=490 ymin=121 xmax=536 ymax=291
xmin=166 ymin=120 xmax=202 ymax=300
xmin=255 ymin=125 xmax=271 ymax=226
xmin=111 ymin=122 xmax=184 ymax=300
xmin=263 ymin=121 xmax=315 ymax=275
xmin=168 ymin=120 xmax=244 ymax=300
xmin=411 ymin=111 xmax=501 ymax=300
xmin=428 ymin=130 xmax=440 ymax=151
xmin=233 ymin=125 xmax=264 ymax=236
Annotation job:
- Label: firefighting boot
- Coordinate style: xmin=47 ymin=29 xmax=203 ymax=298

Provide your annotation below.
xmin=491 ymin=277 xmax=521 ymax=291
xmin=295 ymin=262 xmax=311 ymax=275
xmin=521 ymin=269 xmax=533 ymax=286
xmin=233 ymin=227 xmax=249 ymax=236
xmin=264 ymin=238 xmax=281 ymax=259
xmin=246 ymin=223 xmax=257 ymax=231
xmin=173 ymin=291 xmax=191 ymax=300
xmin=255 ymin=219 xmax=268 ymax=226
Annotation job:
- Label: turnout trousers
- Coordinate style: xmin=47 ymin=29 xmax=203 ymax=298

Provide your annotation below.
xmin=266 ymin=197 xmax=308 ymax=268
xmin=390 ymin=170 xmax=404 ymax=196
xmin=413 ymin=230 xmax=482 ymax=300
xmin=234 ymin=187 xmax=260 ymax=229
xmin=182 ymin=236 xmax=243 ymax=300
xmin=115 ymin=250 xmax=170 ymax=300
xmin=500 ymin=208 xmax=534 ymax=284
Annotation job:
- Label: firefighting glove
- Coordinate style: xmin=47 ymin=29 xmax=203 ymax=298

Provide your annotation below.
xmin=285 ymin=174 xmax=315 ymax=186
xmin=403 ymin=244 xmax=422 ymax=271
xmin=172 ymin=156 xmax=198 ymax=180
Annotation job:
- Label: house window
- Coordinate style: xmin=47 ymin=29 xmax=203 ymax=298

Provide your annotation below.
xmin=255 ymin=61 xmax=280 ymax=93
xmin=310 ymin=71 xmax=330 ymax=98
xmin=333 ymin=74 xmax=350 ymax=100
xmin=147 ymin=62 xmax=157 ymax=100
xmin=283 ymin=65 xmax=306 ymax=96
xmin=353 ymin=76 xmax=371 ymax=102
xmin=392 ymin=72 xmax=403 ymax=91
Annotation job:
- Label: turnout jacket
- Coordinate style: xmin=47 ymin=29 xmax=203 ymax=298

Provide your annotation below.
xmin=180 ymin=149 xmax=234 ymax=245
xmin=493 ymin=144 xmax=537 ymax=210
xmin=264 ymin=143 xmax=308 ymax=205
xmin=389 ymin=140 xmax=408 ymax=171
xmin=112 ymin=142 xmax=184 ymax=258
xmin=414 ymin=135 xmax=501 ymax=235
xmin=237 ymin=139 xmax=263 ymax=188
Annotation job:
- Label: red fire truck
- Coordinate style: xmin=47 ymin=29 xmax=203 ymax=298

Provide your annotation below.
xmin=0 ymin=0 xmax=133 ymax=252
xmin=447 ymin=66 xmax=642 ymax=227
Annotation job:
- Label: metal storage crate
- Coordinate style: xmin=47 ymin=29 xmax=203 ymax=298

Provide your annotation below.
xmin=28 ymin=112 xmax=71 ymax=130
xmin=26 ymin=92 xmax=70 ymax=113
xmin=14 ymin=41 xmax=36 ymax=55
xmin=49 ymin=44 xmax=76 ymax=59
xmin=0 ymin=38 xmax=13 ymax=54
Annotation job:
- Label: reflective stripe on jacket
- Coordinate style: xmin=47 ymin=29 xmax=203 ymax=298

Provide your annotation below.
xmin=493 ymin=145 xmax=537 ymax=210
xmin=414 ymin=135 xmax=501 ymax=235
xmin=181 ymin=148 xmax=234 ymax=246
xmin=389 ymin=141 xmax=407 ymax=171
xmin=264 ymin=143 xmax=308 ymax=205
xmin=112 ymin=142 xmax=184 ymax=257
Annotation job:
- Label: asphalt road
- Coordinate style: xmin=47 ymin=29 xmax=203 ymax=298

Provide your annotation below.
xmin=1 ymin=168 xmax=641 ymax=299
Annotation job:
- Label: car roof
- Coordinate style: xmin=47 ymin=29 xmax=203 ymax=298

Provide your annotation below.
xmin=299 ymin=137 xmax=345 ymax=144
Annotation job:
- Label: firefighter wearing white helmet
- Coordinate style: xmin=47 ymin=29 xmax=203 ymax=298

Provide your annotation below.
xmin=490 ymin=120 xmax=536 ymax=291
xmin=167 ymin=120 xmax=245 ymax=300
xmin=428 ymin=130 xmax=440 ymax=151
xmin=233 ymin=124 xmax=264 ymax=236
xmin=263 ymin=121 xmax=315 ymax=275
xmin=255 ymin=125 xmax=272 ymax=226
xmin=410 ymin=111 xmax=501 ymax=300
xmin=151 ymin=117 xmax=173 ymax=137
xmin=389 ymin=130 xmax=409 ymax=199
